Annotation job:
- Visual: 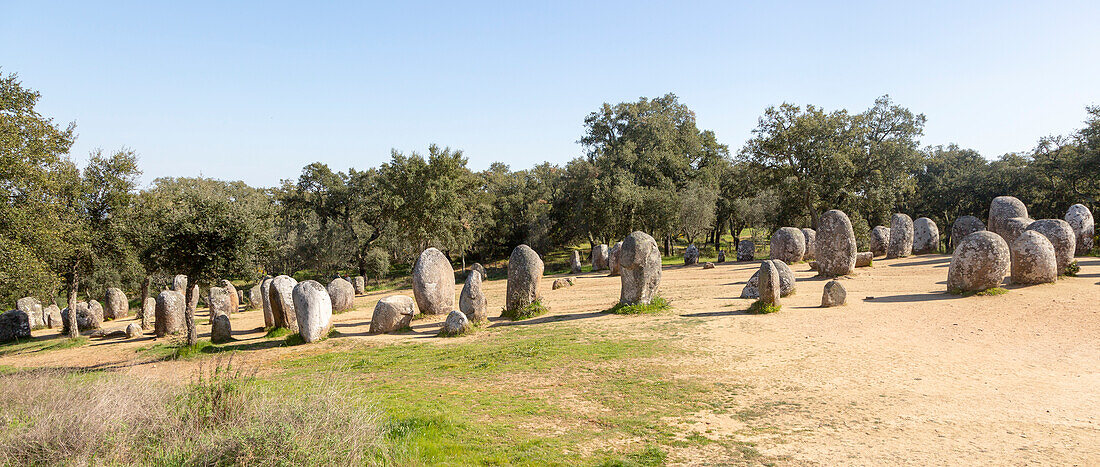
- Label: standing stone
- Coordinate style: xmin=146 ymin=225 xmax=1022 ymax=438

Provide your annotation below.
xmin=172 ymin=274 xmax=188 ymax=292
xmin=999 ymin=217 xmax=1034 ymax=244
xmin=951 ymin=215 xmax=985 ymax=249
xmin=741 ymin=260 xmax=796 ymax=298
xmin=683 ymin=244 xmax=700 ymax=266
xmin=1010 ymin=230 xmax=1058 ymax=285
xmin=60 ymin=301 xmax=94 ymax=332
xmin=260 ymin=277 xmax=274 ymax=328
xmin=591 ymin=244 xmax=609 ymax=271
xmin=248 ymin=284 xmax=262 ymax=310
xmin=141 ymin=297 xmax=155 ymax=330
xmin=369 ymin=295 xmax=415 ymax=334
xmin=154 ymin=290 xmax=185 ymax=337
xmin=209 ymin=314 xmax=232 ymax=343
xmin=187 ymin=285 xmax=200 ymax=313
xmin=736 ymin=239 xmax=755 ymax=261
xmin=327 ymin=278 xmax=355 ymax=313
xmin=770 ymin=227 xmax=806 ymax=264
xmin=757 ymin=261 xmax=781 ymax=306
xmin=618 ymin=231 xmax=662 ymax=305
xmin=207 ymin=281 xmax=238 ymax=316
xmin=412 ymin=248 xmax=455 ymax=315
xmin=1026 ymin=219 xmax=1076 ymax=273
xmin=352 ymin=276 xmax=367 ymax=295
xmin=801 ymin=228 xmax=817 ymax=261
xmin=43 ymin=304 xmax=62 ymax=329
xmin=870 ymin=226 xmax=891 ymax=257
xmin=887 ymin=214 xmax=914 ymax=259
xmin=268 ymin=275 xmax=299 ymax=331
xmin=0 ymin=310 xmax=31 ymax=343
xmin=506 ymin=244 xmax=544 ymax=313
xmin=470 ymin=263 xmax=487 ymax=282
xmin=460 ymin=269 xmax=488 ymax=322
xmin=821 ymin=280 xmax=846 ymax=307
xmin=440 ymin=310 xmax=471 ymax=337
xmin=237 ymin=289 xmax=245 ymax=309
xmin=855 ymin=252 xmax=873 ymax=267
xmin=988 ymin=196 xmax=1029 ymax=241
xmin=816 ymin=210 xmax=857 ymax=277
xmin=16 ymin=297 xmax=43 ymax=328
xmin=912 ymin=218 xmax=940 ymax=255
xmin=1065 ymin=204 xmax=1095 ymax=256
xmin=947 ymin=231 xmax=1010 ymax=292
xmin=717 ymin=251 xmax=726 ymax=263
xmin=293 ymin=280 xmax=333 ymax=343
xmin=570 ymin=250 xmax=583 ymax=274
xmin=608 ymin=241 xmax=624 ymax=276
xmin=87 ymin=300 xmax=104 ymax=326
xmin=125 ymin=322 xmax=142 ymax=338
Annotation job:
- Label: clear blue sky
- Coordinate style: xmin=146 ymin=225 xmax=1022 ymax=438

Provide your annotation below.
xmin=4 ymin=1 xmax=1099 ymax=187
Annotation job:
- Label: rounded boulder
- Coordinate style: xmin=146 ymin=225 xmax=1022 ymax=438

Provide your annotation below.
xmin=370 ymin=295 xmax=415 ymax=334
xmin=947 ymin=231 xmax=1010 ymax=292
xmin=293 ymin=280 xmax=333 ymax=343
xmin=912 ymin=217 xmax=940 ymax=254
xmin=770 ymin=227 xmax=806 ymax=264
xmin=988 ymin=196 xmax=1029 ymax=241
xmin=1010 ymin=230 xmax=1057 ymax=285
xmin=816 ymin=210 xmax=856 ymax=276
xmin=1026 ymin=219 xmax=1076 ymax=273
xmin=887 ymin=214 xmax=913 ymax=259
xmin=951 ymin=215 xmax=985 ymax=249
xmin=412 ymin=248 xmax=455 ymax=315
xmin=1065 ymin=204 xmax=1094 ymax=256
xmin=327 ymin=277 xmax=355 ymax=313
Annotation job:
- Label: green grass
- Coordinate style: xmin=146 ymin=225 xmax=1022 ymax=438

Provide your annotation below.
xmin=500 ymin=299 xmax=549 ymax=321
xmin=948 ymin=286 xmax=1009 ymax=297
xmin=138 ymin=340 xmax=216 ymax=360
xmin=604 ymin=296 xmax=671 ymax=315
xmin=748 ymin=300 xmax=781 ymax=314
xmin=0 ymin=335 xmax=87 ymax=357
xmin=264 ymin=327 xmax=292 ymax=339
xmin=1064 ymin=261 xmax=1080 ymax=277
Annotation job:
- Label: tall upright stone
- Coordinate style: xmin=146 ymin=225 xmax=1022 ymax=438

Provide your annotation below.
xmin=950 ymin=216 xmax=985 ymax=249
xmin=683 ymin=244 xmax=700 ymax=266
xmin=141 ymin=297 xmax=155 ymax=330
xmin=770 ymin=227 xmax=806 ymax=264
xmin=293 ymin=280 xmax=333 ymax=343
xmin=248 ymin=284 xmax=262 ymax=310
xmin=210 ymin=314 xmax=232 ymax=343
xmin=947 ymin=231 xmax=1010 ymax=292
xmin=411 ymin=247 xmax=455 ymax=315
xmin=816 ymin=210 xmax=857 ymax=276
xmin=352 ymin=276 xmax=366 ymax=295
xmin=570 ymin=250 xmax=583 ymax=274
xmin=470 ymin=263 xmax=488 ymax=282
xmin=912 ymin=217 xmax=940 ymax=255
xmin=887 ymin=214 xmax=914 ymax=259
xmin=736 ymin=239 xmax=755 ymax=261
xmin=154 ymin=290 xmax=185 ymax=337
xmin=1026 ymin=219 xmax=1076 ymax=273
xmin=172 ymin=274 xmax=187 ymax=292
xmin=16 ymin=297 xmax=43 ymax=328
xmin=268 ymin=275 xmax=299 ymax=331
xmin=459 ymin=267 xmax=487 ymax=323
xmin=757 ymin=261 xmax=781 ymax=307
xmin=988 ymin=196 xmax=1029 ymax=241
xmin=505 ymin=244 xmax=544 ymax=313
xmin=327 ymin=278 xmax=355 ymax=313
xmin=260 ymin=277 xmax=274 ymax=328
xmin=43 ymin=304 xmax=62 ymax=329
xmin=1010 ymin=230 xmax=1057 ymax=285
xmin=801 ymin=228 xmax=817 ymax=261
xmin=870 ymin=226 xmax=891 ymax=257
xmin=608 ymin=241 xmax=624 ymax=276
xmin=618 ymin=231 xmax=662 ymax=305
xmin=103 ymin=288 xmax=128 ymax=320
xmin=591 ymin=244 xmax=610 ymax=271
xmin=1065 ymin=204 xmax=1095 ymax=256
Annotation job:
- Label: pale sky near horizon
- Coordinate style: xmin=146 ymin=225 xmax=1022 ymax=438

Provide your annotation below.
xmin=3 ymin=1 xmax=1099 ymax=188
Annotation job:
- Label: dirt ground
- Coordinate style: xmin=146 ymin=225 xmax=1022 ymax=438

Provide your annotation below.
xmin=5 ymin=254 xmax=1099 ymax=465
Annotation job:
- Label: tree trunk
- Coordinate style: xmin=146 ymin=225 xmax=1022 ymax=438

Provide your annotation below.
xmin=66 ymin=270 xmax=80 ymax=339
xmin=184 ymin=285 xmax=197 ymax=346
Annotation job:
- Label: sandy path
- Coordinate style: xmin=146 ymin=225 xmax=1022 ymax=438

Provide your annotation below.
xmin=4 ymin=255 xmax=1099 ymax=464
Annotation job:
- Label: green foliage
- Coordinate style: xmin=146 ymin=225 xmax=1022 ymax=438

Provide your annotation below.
xmin=605 ymin=296 xmax=671 ymax=315
xmin=1064 ymin=261 xmax=1080 ymax=277
xmin=748 ymin=300 xmax=781 ymax=314
xmin=264 ymin=327 xmax=292 ymax=339
xmin=948 ymin=287 xmax=1008 ymax=297
xmin=500 ymin=299 xmax=548 ymax=321
xmin=362 ymin=248 xmax=390 ymax=280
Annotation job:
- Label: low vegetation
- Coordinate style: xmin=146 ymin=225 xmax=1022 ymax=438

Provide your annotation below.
xmin=605 ymin=296 xmax=671 ymax=315
xmin=748 ymin=300 xmax=782 ymax=314
xmin=500 ymin=300 xmax=549 ymax=321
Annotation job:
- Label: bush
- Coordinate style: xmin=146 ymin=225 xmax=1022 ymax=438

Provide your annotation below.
xmin=362 ymin=248 xmax=390 ymax=280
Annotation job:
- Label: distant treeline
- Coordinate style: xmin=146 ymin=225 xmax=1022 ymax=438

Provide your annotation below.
xmin=2 ymin=70 xmax=1097 ymax=307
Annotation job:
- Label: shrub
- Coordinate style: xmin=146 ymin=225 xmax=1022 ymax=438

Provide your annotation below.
xmin=748 ymin=300 xmax=781 ymax=314
xmin=1064 ymin=261 xmax=1080 ymax=277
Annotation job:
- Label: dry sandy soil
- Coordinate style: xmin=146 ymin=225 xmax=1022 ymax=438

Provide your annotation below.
xmin=4 ymin=254 xmax=1099 ymax=465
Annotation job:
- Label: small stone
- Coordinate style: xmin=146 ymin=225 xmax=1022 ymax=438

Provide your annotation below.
xmin=268 ymin=275 xmax=299 ymax=331
xmin=717 ymin=251 xmax=726 ymax=263
xmin=369 ymin=295 xmax=415 ymax=334
xmin=0 ymin=310 xmax=31 ymax=343
xmin=821 ymin=280 xmax=846 ymax=307
xmin=353 ymin=276 xmax=367 ymax=295
xmin=552 ymin=278 xmax=571 ymax=290
xmin=702 ymin=262 xmax=715 ymax=269
xmin=440 ymin=310 xmax=470 ymax=337
xmin=210 ymin=314 xmax=232 ymax=343
xmin=741 ymin=260 xmax=796 ymax=298
xmin=855 ymin=252 xmax=873 ymax=267
xmin=104 ymin=288 xmax=129 ymax=320
xmin=125 ymin=322 xmax=142 ymax=338
xmin=570 ymin=250 xmax=583 ymax=274
xmin=154 ymin=291 xmax=185 ymax=337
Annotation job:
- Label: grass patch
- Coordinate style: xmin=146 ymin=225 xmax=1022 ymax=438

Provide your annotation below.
xmin=264 ymin=327 xmax=292 ymax=339
xmin=948 ymin=286 xmax=1008 ymax=297
xmin=139 ymin=340 xmax=216 ymax=360
xmin=500 ymin=299 xmax=548 ymax=321
xmin=748 ymin=300 xmax=781 ymax=314
xmin=604 ymin=296 xmax=671 ymax=315
xmin=1064 ymin=261 xmax=1080 ymax=277
xmin=0 ymin=335 xmax=87 ymax=357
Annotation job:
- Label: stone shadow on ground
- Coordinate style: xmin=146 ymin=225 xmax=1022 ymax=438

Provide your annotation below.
xmin=488 ymin=310 xmax=606 ymax=328
xmin=888 ymin=256 xmax=952 ymax=267
xmin=862 ymin=292 xmax=963 ymax=303
xmin=680 ymin=309 xmax=755 ymax=318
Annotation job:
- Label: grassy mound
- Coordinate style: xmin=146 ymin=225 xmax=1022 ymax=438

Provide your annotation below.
xmin=604 ymin=296 xmax=671 ymax=315
xmin=948 ymin=287 xmax=1008 ymax=297
xmin=748 ymin=300 xmax=781 ymax=314
xmin=500 ymin=300 xmax=548 ymax=321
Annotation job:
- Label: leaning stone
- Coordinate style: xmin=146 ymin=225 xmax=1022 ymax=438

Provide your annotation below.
xmin=703 ymin=262 xmax=715 ymax=269
xmin=870 ymin=226 xmax=891 ymax=257
xmin=459 ymin=269 xmax=488 ymax=323
xmin=440 ymin=310 xmax=471 ymax=337
xmin=268 ymin=275 xmax=299 ymax=331
xmin=821 ymin=280 xmax=846 ymax=307
xmin=293 ymin=280 xmax=333 ymax=343
xmin=591 ymin=244 xmax=610 ymax=271
xmin=887 ymin=214 xmax=914 ymax=259
xmin=988 ymin=196 xmax=1029 ymax=241
xmin=370 ymin=295 xmax=415 ymax=334
xmin=1010 ymin=231 xmax=1057 ymax=285
xmin=0 ymin=310 xmax=31 ymax=343
xmin=741 ymin=260 xmax=796 ymax=298
xmin=570 ymin=250 xmax=583 ymax=274
xmin=757 ymin=261 xmax=781 ymax=306
xmin=855 ymin=252 xmax=873 ymax=267
xmin=912 ymin=217 xmax=940 ymax=254
xmin=947 ymin=231 xmax=1010 ymax=292
xmin=506 ymin=244 xmax=544 ymax=313
xmin=326 ymin=278 xmax=355 ymax=313
xmin=154 ymin=291 xmax=185 ymax=337
xmin=816 ymin=210 xmax=856 ymax=276
xmin=608 ymin=241 xmax=624 ymax=276
xmin=770 ymin=227 xmax=806 ymax=264
xmin=951 ymin=215 xmax=985 ymax=249
xmin=1026 ymin=219 xmax=1076 ymax=273
xmin=412 ymin=248 xmax=455 ymax=315
xmin=737 ymin=239 xmax=755 ymax=261
xmin=801 ymin=228 xmax=817 ymax=261
xmin=1065 ymin=204 xmax=1095 ymax=256
xmin=683 ymin=244 xmax=700 ymax=266
xmin=16 ymin=297 xmax=43 ymax=328
xmin=619 ymin=231 xmax=662 ymax=305
xmin=125 ymin=322 xmax=142 ymax=339
xmin=552 ymin=278 xmax=571 ymax=290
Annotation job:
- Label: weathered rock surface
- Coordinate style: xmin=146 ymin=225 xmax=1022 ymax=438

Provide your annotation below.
xmin=757 ymin=261 xmax=781 ymax=306
xmin=459 ymin=268 xmax=488 ymax=322
xmin=327 ymin=278 xmax=355 ymax=313
xmin=369 ymin=295 xmax=415 ymax=334
xmin=293 ymin=280 xmax=333 ymax=343
xmin=770 ymin=227 xmax=806 ymax=264
xmin=821 ymin=280 xmax=846 ymax=307
xmin=154 ymin=291 xmax=185 ymax=337
xmin=988 ymin=196 xmax=1029 ymax=241
xmin=741 ymin=260 xmax=796 ymax=298
xmin=801 ymin=228 xmax=817 ymax=261
xmin=999 ymin=217 xmax=1034 ymax=244
xmin=570 ymin=250 xmax=583 ymax=274
xmin=172 ymin=274 xmax=187 ymax=292
xmin=816 ymin=210 xmax=856 ymax=276
xmin=412 ymin=248 xmax=455 ymax=315
xmin=1010 ymin=230 xmax=1057 ymax=285
xmin=268 ymin=275 xmax=299 ymax=331
xmin=887 ymin=214 xmax=914 ymax=259
xmin=103 ymin=288 xmax=128 ymax=320
xmin=619 ymin=231 xmax=662 ymax=305
xmin=683 ymin=244 xmax=700 ymax=266
xmin=207 ymin=314 xmax=230 ymax=343
xmin=1026 ymin=219 xmax=1076 ymax=273
xmin=506 ymin=245 xmax=544 ymax=313
xmin=737 ymin=239 xmax=755 ymax=261
xmin=207 ymin=281 xmax=238 ymax=316
xmin=470 ymin=263 xmax=487 ymax=282
xmin=260 ymin=277 xmax=274 ymax=328
xmin=551 ymin=278 xmax=571 ymax=290
xmin=870 ymin=226 xmax=891 ymax=257
xmin=951 ymin=216 xmax=985 ymax=249
xmin=141 ymin=298 xmax=154 ymax=329
xmin=913 ymin=217 xmax=940 ymax=254
xmin=62 ymin=301 xmax=102 ymax=333
xmin=947 ymin=231 xmax=1010 ymax=292
xmin=1065 ymin=204 xmax=1094 ymax=256
xmin=703 ymin=262 xmax=715 ymax=269
xmin=0 ymin=310 xmax=31 ymax=343
xmin=855 ymin=252 xmax=873 ymax=267
xmin=440 ymin=310 xmax=470 ymax=337
xmin=16 ymin=297 xmax=43 ymax=328
xmin=248 ymin=284 xmax=262 ymax=310
xmin=44 ymin=304 xmax=62 ymax=329
xmin=125 ymin=322 xmax=142 ymax=338
xmin=591 ymin=244 xmax=609 ymax=270
xmin=608 ymin=241 xmax=623 ymax=276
